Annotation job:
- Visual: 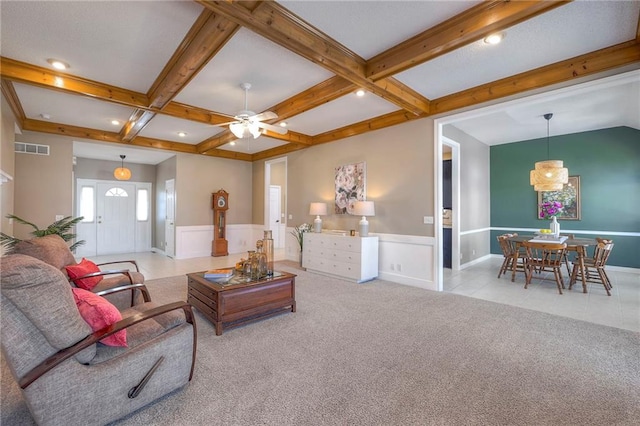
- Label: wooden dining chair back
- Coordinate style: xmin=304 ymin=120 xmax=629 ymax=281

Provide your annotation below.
xmin=570 ymin=238 xmax=614 ymax=296
xmin=522 ymin=241 xmax=567 ymax=294
xmin=559 ymin=234 xmax=575 ymax=276
xmin=497 ymin=233 xmax=525 ymax=281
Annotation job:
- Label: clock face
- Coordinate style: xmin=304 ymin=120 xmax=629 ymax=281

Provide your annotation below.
xmin=217 ymin=196 xmax=226 ymax=208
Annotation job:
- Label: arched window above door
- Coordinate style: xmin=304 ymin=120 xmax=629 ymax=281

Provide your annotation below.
xmin=105 ymin=187 xmax=128 ymax=197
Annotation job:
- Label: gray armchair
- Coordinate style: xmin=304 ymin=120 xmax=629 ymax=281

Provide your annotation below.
xmin=12 ymin=234 xmax=146 ymax=310
xmin=1 ymin=254 xmax=197 ymax=426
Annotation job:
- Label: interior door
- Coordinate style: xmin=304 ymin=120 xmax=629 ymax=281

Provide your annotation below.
xmin=165 ymin=179 xmax=175 ymax=257
xmin=96 ymin=182 xmax=136 ymax=254
xmin=269 ymin=185 xmax=282 ymax=248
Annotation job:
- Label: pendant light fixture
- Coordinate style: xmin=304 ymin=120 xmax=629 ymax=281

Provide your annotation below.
xmin=114 ymin=155 xmax=131 ymax=181
xmin=529 ymin=113 xmax=568 ymax=191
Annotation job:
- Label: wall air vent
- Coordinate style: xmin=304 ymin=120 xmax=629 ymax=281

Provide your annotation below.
xmin=15 ymin=142 xmax=50 ymax=156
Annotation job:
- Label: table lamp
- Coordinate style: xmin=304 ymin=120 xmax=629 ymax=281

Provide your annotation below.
xmin=309 ymin=202 xmax=327 ymax=233
xmin=353 ymin=201 xmax=375 ymax=237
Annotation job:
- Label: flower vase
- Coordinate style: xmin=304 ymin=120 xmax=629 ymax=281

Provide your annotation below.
xmin=550 ymin=216 xmax=560 ymax=238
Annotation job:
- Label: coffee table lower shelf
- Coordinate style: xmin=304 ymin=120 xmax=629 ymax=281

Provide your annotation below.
xmin=187 ymin=271 xmax=296 ymax=336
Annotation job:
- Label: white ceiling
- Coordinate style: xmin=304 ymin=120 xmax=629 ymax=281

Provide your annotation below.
xmin=1 ymin=1 xmax=639 ymax=164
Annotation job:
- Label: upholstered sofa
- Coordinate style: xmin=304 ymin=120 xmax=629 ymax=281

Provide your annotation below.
xmin=0 ymin=253 xmax=197 ymax=425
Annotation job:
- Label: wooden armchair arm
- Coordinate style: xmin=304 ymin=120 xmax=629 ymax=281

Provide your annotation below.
xmin=19 ymin=302 xmax=197 ymax=389
xmin=96 ymin=260 xmax=140 ymax=272
xmin=94 ymin=283 xmax=152 ymax=303
xmin=69 ymin=269 xmax=136 ymax=285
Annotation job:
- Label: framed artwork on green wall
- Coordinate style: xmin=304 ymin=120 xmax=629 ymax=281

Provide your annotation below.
xmin=537 ymin=176 xmax=581 ymax=220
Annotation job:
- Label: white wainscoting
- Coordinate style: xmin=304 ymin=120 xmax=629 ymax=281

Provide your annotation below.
xmin=285 ymin=228 xmax=437 ymax=291
xmin=174 ymin=224 xmax=266 ymax=259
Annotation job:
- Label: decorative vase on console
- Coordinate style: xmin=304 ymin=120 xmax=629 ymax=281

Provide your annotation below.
xmin=550 ymin=216 xmax=560 ymax=238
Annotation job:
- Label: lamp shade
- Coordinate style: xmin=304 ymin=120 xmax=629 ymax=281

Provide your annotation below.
xmin=114 ymin=167 xmax=131 ymax=181
xmin=229 ymin=121 xmax=261 ymax=139
xmin=529 ymin=160 xmax=568 ymax=191
xmin=353 ymin=201 xmax=375 ymax=217
xmin=114 ymin=155 xmax=131 ymax=181
xmin=309 ymin=202 xmax=327 ymax=216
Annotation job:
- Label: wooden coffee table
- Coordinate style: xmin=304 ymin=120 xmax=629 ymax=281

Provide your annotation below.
xmin=186 ymin=270 xmax=296 ymax=335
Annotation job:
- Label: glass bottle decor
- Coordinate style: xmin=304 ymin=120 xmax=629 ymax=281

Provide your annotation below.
xmin=550 ymin=216 xmax=560 ymax=238
xmin=263 ymin=230 xmax=274 ymax=276
xmin=243 ymin=250 xmax=255 ymax=277
xmin=255 ymin=240 xmax=268 ymax=279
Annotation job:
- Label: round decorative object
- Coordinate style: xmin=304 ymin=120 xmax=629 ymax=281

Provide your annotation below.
xmin=217 ymin=196 xmax=226 ymax=208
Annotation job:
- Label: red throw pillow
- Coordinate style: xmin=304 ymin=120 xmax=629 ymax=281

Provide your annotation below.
xmin=71 ymin=288 xmax=127 ymax=347
xmin=66 ymin=258 xmax=103 ymax=290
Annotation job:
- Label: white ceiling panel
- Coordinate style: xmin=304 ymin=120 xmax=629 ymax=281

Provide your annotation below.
xmin=396 ymin=0 xmax=640 ymax=99
xmin=173 ymin=28 xmax=334 ymax=115
xmin=280 ymin=1 xmax=480 ymax=59
xmin=138 ymin=115 xmax=224 ymax=145
xmin=287 ymin=92 xmax=398 ymax=136
xmin=0 ymin=1 xmax=203 ymax=92
xmin=14 ymin=83 xmax=134 ymax=132
xmin=449 ymin=71 xmax=640 ymax=145
xmin=73 ymin=141 xmax=175 ymax=166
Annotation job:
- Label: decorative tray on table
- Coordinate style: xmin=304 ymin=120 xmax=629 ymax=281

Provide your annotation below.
xmin=530 ymin=233 xmax=568 ymax=243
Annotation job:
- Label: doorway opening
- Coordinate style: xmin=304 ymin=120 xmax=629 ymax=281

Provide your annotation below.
xmin=264 ymin=157 xmax=287 ymax=248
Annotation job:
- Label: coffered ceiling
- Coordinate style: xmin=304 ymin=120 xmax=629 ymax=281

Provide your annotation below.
xmin=1 ymin=1 xmax=639 ymax=164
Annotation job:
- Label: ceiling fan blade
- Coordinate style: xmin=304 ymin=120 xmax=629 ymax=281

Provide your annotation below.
xmin=257 ymin=121 xmax=288 ymax=135
xmin=213 ymin=120 xmax=240 ymax=127
xmin=250 ymin=111 xmax=278 ymax=122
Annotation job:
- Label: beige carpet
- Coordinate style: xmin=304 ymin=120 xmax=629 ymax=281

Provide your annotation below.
xmin=2 ymin=261 xmax=639 ymax=425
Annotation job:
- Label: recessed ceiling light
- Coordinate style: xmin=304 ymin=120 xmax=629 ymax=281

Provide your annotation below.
xmin=47 ymin=58 xmax=69 ymax=70
xmin=111 ymin=120 xmax=121 ymax=126
xmin=177 ymin=131 xmax=187 ymax=137
xmin=40 ymin=113 xmax=51 ymax=120
xmin=230 ymin=141 xmax=236 ymax=146
xmin=483 ymin=33 xmax=504 ymax=45
xmin=279 ymin=122 xmax=287 ymax=128
xmin=355 ymin=89 xmax=366 ymax=97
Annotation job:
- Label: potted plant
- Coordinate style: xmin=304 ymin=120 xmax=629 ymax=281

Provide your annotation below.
xmin=1 ymin=214 xmax=86 ymax=253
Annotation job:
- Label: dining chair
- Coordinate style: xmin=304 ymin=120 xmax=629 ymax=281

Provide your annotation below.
xmin=522 ymin=241 xmax=567 ymax=294
xmin=569 ymin=238 xmax=614 ymax=296
xmin=497 ymin=233 xmax=526 ymax=281
xmin=559 ymin=233 xmax=575 ymax=276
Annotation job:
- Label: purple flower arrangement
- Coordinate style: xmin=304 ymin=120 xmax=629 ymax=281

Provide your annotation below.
xmin=539 ymin=201 xmax=563 ymax=219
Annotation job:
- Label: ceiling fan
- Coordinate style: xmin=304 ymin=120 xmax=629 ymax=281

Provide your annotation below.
xmin=219 ymin=83 xmax=288 ymax=139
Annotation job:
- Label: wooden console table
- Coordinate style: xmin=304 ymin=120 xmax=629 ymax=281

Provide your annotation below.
xmin=187 ymin=270 xmax=296 ymax=335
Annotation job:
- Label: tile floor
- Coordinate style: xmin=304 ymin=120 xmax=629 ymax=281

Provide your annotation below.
xmin=90 ymin=250 xmax=639 ymax=333
xmin=444 ymin=257 xmax=639 ymax=332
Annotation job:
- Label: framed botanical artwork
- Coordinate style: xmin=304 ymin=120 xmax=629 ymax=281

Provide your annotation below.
xmin=537 ymin=175 xmax=581 ymax=220
xmin=334 ymin=162 xmax=365 ymax=214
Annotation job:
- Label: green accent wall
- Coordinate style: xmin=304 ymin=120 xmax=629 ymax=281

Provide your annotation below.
xmin=490 ymin=126 xmax=640 ymax=268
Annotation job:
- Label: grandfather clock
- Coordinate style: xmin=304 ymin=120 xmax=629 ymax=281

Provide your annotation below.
xmin=212 ymin=190 xmax=229 ymax=257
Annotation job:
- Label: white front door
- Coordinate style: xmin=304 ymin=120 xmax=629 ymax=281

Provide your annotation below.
xmin=269 ymin=185 xmax=282 ymax=247
xmin=165 ymin=179 xmax=175 ymax=257
xmin=96 ymin=182 xmax=136 ymax=255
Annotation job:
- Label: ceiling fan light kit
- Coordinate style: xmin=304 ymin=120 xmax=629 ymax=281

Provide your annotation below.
xmin=221 ymin=83 xmax=288 ymax=141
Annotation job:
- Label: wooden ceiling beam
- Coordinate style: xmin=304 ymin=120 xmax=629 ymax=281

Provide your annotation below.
xmin=251 ymin=142 xmax=309 ymax=162
xmin=431 ymin=39 xmax=640 ymax=115
xmin=269 ymin=76 xmax=356 ymax=120
xmin=312 ymin=110 xmax=423 ymax=145
xmin=119 ymin=109 xmax=156 ymax=142
xmin=0 ymin=57 xmax=236 ymax=125
xmin=366 ymin=0 xmax=570 ymax=81
xmin=1 ymin=80 xmax=26 ymax=128
xmin=146 ymin=6 xmax=252 ymax=110
xmin=196 ymin=0 xmax=430 ymax=115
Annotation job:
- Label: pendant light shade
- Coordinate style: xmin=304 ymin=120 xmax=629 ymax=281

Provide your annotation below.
xmin=114 ymin=155 xmax=131 ymax=181
xmin=530 ymin=113 xmax=568 ymax=191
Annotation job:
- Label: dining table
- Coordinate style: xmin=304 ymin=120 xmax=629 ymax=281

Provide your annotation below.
xmin=507 ymin=234 xmax=598 ymax=293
